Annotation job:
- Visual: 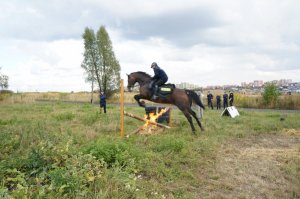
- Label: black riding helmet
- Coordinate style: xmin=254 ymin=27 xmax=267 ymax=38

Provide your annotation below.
xmin=151 ymin=62 xmax=158 ymax=68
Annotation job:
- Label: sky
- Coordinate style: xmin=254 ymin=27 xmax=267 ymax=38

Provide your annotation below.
xmin=1 ymin=0 xmax=300 ymax=92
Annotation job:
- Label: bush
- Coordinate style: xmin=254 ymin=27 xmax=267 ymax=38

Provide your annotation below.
xmin=263 ymin=83 xmax=279 ymax=106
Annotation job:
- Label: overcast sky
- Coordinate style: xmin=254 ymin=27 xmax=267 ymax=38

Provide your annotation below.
xmin=1 ymin=0 xmax=300 ymax=92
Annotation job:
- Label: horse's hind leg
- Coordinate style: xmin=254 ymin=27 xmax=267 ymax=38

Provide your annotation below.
xmin=188 ymin=108 xmax=204 ymax=131
xmin=182 ymin=109 xmax=196 ymax=133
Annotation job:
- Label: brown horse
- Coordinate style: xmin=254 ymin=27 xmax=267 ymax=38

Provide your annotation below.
xmin=127 ymin=71 xmax=205 ymax=133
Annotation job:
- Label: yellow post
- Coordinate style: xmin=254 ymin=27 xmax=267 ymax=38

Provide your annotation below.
xmin=120 ymin=79 xmax=124 ymax=139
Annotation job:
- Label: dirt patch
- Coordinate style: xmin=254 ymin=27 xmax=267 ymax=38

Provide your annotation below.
xmin=203 ymin=132 xmax=300 ymax=199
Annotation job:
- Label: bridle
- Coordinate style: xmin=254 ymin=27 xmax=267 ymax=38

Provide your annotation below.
xmin=127 ymin=79 xmax=150 ymax=92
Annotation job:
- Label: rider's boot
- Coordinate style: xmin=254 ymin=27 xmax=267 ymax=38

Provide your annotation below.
xmin=152 ymin=85 xmax=159 ymax=100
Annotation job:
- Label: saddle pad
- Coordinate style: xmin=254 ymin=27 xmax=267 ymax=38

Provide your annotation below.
xmin=159 ymin=86 xmax=174 ymax=95
xmin=160 ymin=87 xmax=172 ymax=92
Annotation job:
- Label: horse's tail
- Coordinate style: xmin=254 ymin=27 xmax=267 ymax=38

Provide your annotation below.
xmin=185 ymin=90 xmax=205 ymax=110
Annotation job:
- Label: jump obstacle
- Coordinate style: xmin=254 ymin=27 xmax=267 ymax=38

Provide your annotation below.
xmin=120 ymin=79 xmax=172 ymax=138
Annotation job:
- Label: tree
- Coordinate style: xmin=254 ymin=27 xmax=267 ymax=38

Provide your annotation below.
xmin=263 ymin=83 xmax=279 ymax=105
xmin=0 ymin=67 xmax=9 ymax=90
xmin=81 ymin=28 xmax=102 ymax=103
xmin=81 ymin=26 xmax=120 ymax=100
xmin=96 ymin=26 xmax=120 ymax=95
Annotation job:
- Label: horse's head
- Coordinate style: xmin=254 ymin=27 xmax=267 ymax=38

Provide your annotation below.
xmin=127 ymin=71 xmax=152 ymax=92
xmin=127 ymin=73 xmax=136 ymax=92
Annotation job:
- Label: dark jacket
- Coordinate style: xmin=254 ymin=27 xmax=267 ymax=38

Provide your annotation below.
xmin=229 ymin=93 xmax=234 ymax=102
xmin=223 ymin=93 xmax=228 ymax=101
xmin=207 ymin=93 xmax=213 ymax=101
xmin=152 ymin=67 xmax=168 ymax=82
xmin=216 ymin=95 xmax=221 ymax=102
xmin=100 ymin=94 xmax=106 ymax=107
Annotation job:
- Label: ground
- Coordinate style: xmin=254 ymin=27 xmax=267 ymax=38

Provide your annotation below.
xmin=203 ymin=129 xmax=300 ymax=199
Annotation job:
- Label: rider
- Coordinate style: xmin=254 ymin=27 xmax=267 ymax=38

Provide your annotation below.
xmin=149 ymin=62 xmax=168 ymax=100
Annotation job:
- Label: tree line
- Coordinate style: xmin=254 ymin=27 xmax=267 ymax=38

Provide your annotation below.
xmin=81 ymin=26 xmax=120 ymax=103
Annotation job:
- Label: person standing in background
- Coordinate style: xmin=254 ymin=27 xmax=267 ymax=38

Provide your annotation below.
xmin=100 ymin=92 xmax=106 ymax=113
xmin=193 ymin=90 xmax=204 ymax=118
xmin=216 ymin=94 xmax=221 ymax=110
xmin=223 ymin=92 xmax=228 ymax=109
xmin=207 ymin=91 xmax=214 ymax=110
xmin=229 ymin=91 xmax=234 ymax=106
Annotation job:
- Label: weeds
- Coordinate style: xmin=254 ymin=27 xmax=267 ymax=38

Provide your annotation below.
xmin=0 ymin=102 xmax=299 ymax=198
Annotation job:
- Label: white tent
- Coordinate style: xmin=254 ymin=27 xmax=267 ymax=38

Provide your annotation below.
xmin=221 ymin=106 xmax=240 ymax=118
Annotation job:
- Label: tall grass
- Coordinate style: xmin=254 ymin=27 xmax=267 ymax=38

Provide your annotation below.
xmin=234 ymin=93 xmax=300 ymax=109
xmin=202 ymin=91 xmax=300 ymax=110
xmin=0 ymin=92 xmax=93 ymax=104
xmin=0 ymin=102 xmax=299 ymax=198
xmin=1 ymin=91 xmax=300 ymax=109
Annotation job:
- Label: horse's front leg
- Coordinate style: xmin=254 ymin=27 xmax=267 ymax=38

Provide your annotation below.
xmin=134 ymin=94 xmax=146 ymax=107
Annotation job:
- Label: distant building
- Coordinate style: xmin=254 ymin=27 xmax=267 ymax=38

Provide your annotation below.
xmin=241 ymin=80 xmax=263 ymax=88
xmin=241 ymin=82 xmax=247 ymax=87
xmin=278 ymin=79 xmax=292 ymax=86
xmin=265 ymin=79 xmax=293 ymax=87
xmin=176 ymin=82 xmax=200 ymax=89
xmin=253 ymin=80 xmax=263 ymax=87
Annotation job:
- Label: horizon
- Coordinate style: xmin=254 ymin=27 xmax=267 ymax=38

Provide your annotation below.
xmin=2 ymin=78 xmax=298 ymax=93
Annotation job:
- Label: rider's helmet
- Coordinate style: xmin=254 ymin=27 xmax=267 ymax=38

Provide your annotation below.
xmin=151 ymin=62 xmax=158 ymax=68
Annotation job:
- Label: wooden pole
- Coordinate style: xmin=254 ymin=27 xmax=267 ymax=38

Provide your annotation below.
xmin=124 ymin=110 xmax=171 ymax=129
xmin=120 ymin=79 xmax=124 ymax=139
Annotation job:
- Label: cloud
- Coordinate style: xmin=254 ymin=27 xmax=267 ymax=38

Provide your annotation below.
xmin=119 ymin=7 xmax=220 ymax=47
xmin=1 ymin=0 xmax=300 ymax=92
xmin=4 ymin=39 xmax=89 ymax=92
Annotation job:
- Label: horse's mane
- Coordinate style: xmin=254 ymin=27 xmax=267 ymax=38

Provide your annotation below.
xmin=132 ymin=71 xmax=152 ymax=79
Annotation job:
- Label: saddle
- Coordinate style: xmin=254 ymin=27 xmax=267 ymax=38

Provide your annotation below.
xmin=158 ymin=84 xmax=176 ymax=96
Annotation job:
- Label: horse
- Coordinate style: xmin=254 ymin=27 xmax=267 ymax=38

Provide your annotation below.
xmin=127 ymin=71 xmax=205 ymax=133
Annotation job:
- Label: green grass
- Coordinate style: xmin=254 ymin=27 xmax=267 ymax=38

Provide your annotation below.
xmin=0 ymin=102 xmax=299 ymax=198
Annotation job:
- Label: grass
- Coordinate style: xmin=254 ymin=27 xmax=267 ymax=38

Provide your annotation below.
xmin=0 ymin=102 xmax=299 ymax=198
xmin=1 ymin=91 xmax=300 ymax=109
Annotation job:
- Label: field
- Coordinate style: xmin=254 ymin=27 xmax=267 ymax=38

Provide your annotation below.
xmin=1 ymin=91 xmax=300 ymax=110
xmin=0 ymin=102 xmax=300 ymax=198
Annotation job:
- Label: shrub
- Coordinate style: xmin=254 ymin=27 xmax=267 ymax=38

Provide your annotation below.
xmin=263 ymin=83 xmax=279 ymax=106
